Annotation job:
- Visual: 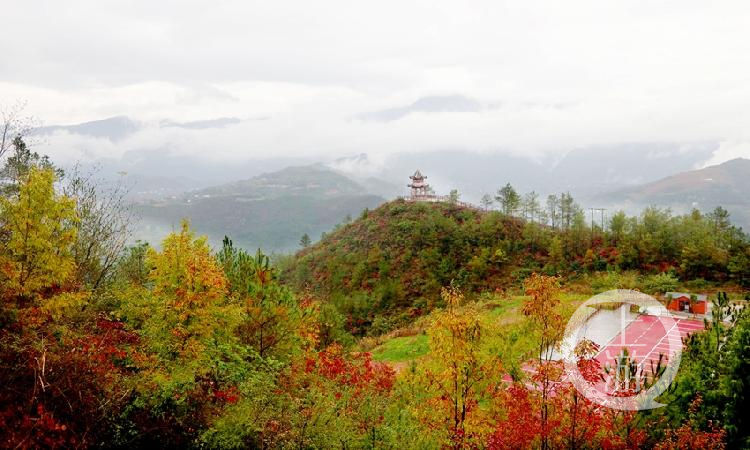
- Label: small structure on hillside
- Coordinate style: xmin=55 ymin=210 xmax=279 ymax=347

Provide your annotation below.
xmin=408 ymin=170 xmax=432 ymax=199
xmin=665 ymin=292 xmax=708 ymax=314
xmin=403 ymin=170 xmax=478 ymax=209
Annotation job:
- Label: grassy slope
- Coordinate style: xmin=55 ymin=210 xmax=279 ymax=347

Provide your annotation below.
xmin=369 ymin=293 xmax=589 ymax=371
xmin=371 ymin=334 xmax=429 ymax=363
xmin=369 ymin=288 xmax=746 ymax=372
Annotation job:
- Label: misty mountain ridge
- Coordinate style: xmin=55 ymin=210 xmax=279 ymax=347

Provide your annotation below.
xmin=192 ymin=164 xmax=370 ymax=199
xmin=34 ymin=116 xmax=140 ymax=141
xmin=159 ymin=117 xmax=244 ymax=130
xmin=595 ymin=157 xmax=750 ymax=230
xmin=31 ymin=114 xmax=747 ymax=240
xmin=35 ymin=115 xmax=721 ymax=204
xmin=133 ymin=164 xmax=387 ymax=252
xmin=34 ymin=115 xmax=246 ymax=142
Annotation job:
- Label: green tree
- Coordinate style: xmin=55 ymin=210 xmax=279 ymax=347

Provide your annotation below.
xmin=708 ymin=206 xmax=731 ymax=233
xmin=523 ymin=191 xmax=540 ymax=223
xmin=219 ymin=237 xmax=300 ymax=359
xmin=546 ymin=194 xmax=560 ymax=229
xmin=0 ymin=136 xmax=60 ymax=197
xmin=559 ymin=192 xmax=578 ymax=230
xmin=727 ymin=247 xmax=750 ymax=286
xmin=495 ymin=183 xmax=520 ymax=216
xmin=113 ymin=241 xmax=150 ymax=287
xmin=299 ymin=233 xmax=312 ymax=248
xmin=609 ymin=210 xmax=628 ymax=245
xmin=448 ymin=189 xmax=460 ymax=204
xmin=546 ymin=236 xmax=566 ymax=271
xmin=655 ymin=293 xmax=748 ymax=447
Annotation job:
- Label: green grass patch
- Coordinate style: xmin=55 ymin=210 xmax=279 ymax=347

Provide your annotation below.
xmin=486 ymin=295 xmax=524 ymax=319
xmin=369 ymin=293 xmax=590 ymax=369
xmin=371 ymin=334 xmax=429 ymax=362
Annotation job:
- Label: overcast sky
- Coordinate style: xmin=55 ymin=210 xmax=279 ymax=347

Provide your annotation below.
xmin=2 ymin=0 xmax=750 ymax=165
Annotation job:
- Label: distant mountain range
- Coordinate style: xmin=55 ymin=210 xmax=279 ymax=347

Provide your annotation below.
xmin=33 ymin=115 xmax=750 ymax=247
xmin=595 ymin=158 xmax=750 ymax=230
xmin=133 ymin=164 xmax=388 ymax=252
xmin=37 ymin=116 xmax=719 ymax=202
xmin=34 ymin=115 xmax=248 ymax=141
xmin=35 ymin=116 xmax=141 ymax=141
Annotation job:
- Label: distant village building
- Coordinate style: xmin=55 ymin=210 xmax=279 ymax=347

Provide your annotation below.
xmin=665 ymin=292 xmax=708 ymax=314
xmin=408 ymin=170 xmax=432 ymax=199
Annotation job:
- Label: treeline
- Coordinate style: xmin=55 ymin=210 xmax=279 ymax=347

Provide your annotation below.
xmin=483 ymin=183 xmax=581 ymax=229
xmin=484 ymin=182 xmax=749 ymax=282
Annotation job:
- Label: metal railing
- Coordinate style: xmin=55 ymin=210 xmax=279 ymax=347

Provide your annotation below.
xmin=398 ymin=195 xmax=479 ymax=210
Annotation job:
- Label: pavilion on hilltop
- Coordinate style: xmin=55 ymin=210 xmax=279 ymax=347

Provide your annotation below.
xmin=404 ymin=169 xmax=477 ymax=209
xmin=408 ymin=170 xmax=432 ymax=199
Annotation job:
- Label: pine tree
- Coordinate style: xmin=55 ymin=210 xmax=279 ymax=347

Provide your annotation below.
xmin=523 ymin=191 xmax=540 ymax=223
xmin=495 ymin=183 xmax=520 ymax=216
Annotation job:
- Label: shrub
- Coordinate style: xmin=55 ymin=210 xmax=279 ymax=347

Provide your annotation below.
xmin=683 ymin=278 xmax=712 ymax=290
xmin=368 ymin=315 xmax=396 ymax=337
xmin=588 ymin=271 xmax=640 ymax=293
xmin=640 ymin=272 xmax=679 ymax=294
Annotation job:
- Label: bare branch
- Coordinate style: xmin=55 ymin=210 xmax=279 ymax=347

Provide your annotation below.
xmin=0 ymin=101 xmax=38 ymax=161
xmin=62 ymin=164 xmax=137 ymax=290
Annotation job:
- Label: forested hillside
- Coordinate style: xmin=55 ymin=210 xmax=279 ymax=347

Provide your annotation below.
xmin=283 ymin=201 xmax=522 ymax=330
xmin=284 ymin=196 xmax=750 ymax=334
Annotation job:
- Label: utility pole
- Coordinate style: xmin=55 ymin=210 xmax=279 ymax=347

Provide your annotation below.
xmin=590 ymin=207 xmax=606 ymax=242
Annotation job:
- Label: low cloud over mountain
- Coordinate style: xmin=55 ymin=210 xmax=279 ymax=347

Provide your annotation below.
xmin=357 ymin=95 xmax=483 ymax=122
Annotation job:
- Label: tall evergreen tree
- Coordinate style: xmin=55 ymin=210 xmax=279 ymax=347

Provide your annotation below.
xmin=495 ymin=183 xmax=520 ymax=216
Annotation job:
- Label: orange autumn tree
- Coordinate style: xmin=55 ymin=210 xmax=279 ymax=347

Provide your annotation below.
xmin=117 ymin=221 xmax=236 ymax=445
xmin=148 ymin=221 xmax=227 ymax=308
xmin=146 ymin=221 xmax=228 ymax=356
xmin=522 ymin=273 xmax=565 ymax=450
